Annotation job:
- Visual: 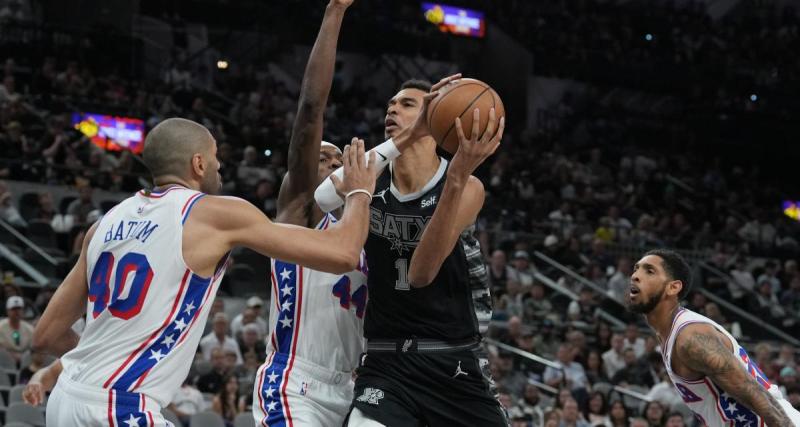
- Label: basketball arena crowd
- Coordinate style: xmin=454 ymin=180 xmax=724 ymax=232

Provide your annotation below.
xmin=1 ymin=0 xmax=799 ymax=426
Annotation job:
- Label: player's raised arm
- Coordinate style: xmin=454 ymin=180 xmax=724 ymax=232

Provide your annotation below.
xmin=277 ymin=0 xmax=353 ymax=223
xmin=674 ymin=323 xmax=793 ymax=427
xmin=204 ymin=140 xmax=376 ymax=274
xmin=407 ymin=108 xmax=504 ymax=287
xmin=32 ymin=223 xmax=98 ymax=356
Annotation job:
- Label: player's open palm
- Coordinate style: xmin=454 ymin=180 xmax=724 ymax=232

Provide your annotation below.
xmin=450 ymin=107 xmax=505 ymax=179
xmin=331 ymin=138 xmax=377 ymax=198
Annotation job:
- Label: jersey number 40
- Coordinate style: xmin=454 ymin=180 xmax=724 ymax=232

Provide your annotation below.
xmin=88 ymin=251 xmax=154 ymax=320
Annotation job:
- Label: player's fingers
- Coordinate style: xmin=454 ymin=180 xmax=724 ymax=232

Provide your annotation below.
xmin=422 ymin=91 xmax=439 ymax=106
xmin=367 ymin=150 xmax=376 ymax=171
xmin=493 ymin=116 xmax=506 ymax=145
xmin=455 ymin=117 xmax=467 ymax=144
xmin=330 ymin=174 xmax=344 ymax=195
xmin=355 ymin=138 xmax=366 ymax=170
xmin=482 ymin=108 xmax=497 ymax=143
xmin=342 ymin=144 xmax=352 ymax=169
xmin=471 ymin=108 xmax=480 ymax=143
xmin=432 ymin=73 xmax=461 ymax=91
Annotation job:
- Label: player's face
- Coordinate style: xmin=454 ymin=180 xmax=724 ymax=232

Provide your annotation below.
xmin=385 ymin=88 xmax=426 ymax=139
xmin=628 ymin=254 xmax=671 ymax=314
xmin=200 ymin=139 xmax=223 ymax=195
xmin=317 ymin=146 xmax=343 ymax=184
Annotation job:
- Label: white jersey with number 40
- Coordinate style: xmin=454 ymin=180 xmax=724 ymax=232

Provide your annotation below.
xmin=60 ymin=186 xmax=227 ymax=408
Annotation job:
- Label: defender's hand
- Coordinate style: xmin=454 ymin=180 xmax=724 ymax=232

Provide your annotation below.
xmin=331 ymin=138 xmax=377 ymax=198
xmin=409 ymin=73 xmax=462 ymax=140
xmin=330 ymin=0 xmax=354 ymax=8
xmin=449 ymin=107 xmax=505 ymax=181
xmin=23 ymin=381 xmax=45 ymax=406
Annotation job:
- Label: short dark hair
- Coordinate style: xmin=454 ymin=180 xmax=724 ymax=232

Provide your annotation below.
xmin=399 ymin=79 xmax=432 ymax=92
xmin=645 ymin=249 xmax=692 ymax=300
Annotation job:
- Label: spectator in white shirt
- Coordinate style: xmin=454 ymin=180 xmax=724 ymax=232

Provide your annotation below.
xmin=606 ymin=257 xmax=632 ymax=304
xmin=168 ymin=378 xmax=205 ymax=425
xmin=602 ymin=333 xmax=627 ymax=379
xmin=544 ymin=343 xmax=588 ymax=392
xmin=200 ymin=313 xmax=243 ymax=364
xmin=623 ymin=323 xmax=645 ymax=358
xmin=509 ymin=250 xmax=535 ymax=291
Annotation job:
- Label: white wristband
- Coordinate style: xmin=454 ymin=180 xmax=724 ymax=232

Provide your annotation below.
xmin=345 ymin=189 xmax=372 ymax=201
xmin=314 ymin=138 xmax=401 ymax=212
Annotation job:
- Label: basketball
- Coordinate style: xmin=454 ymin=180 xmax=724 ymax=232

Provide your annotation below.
xmin=426 ymin=78 xmax=505 ymax=154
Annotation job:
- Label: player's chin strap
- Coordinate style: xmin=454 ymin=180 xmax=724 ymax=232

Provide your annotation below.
xmin=315 ymin=138 xmax=401 ymax=212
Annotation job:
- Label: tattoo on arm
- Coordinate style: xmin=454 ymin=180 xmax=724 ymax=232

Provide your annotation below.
xmin=678 ymin=331 xmax=792 ymax=427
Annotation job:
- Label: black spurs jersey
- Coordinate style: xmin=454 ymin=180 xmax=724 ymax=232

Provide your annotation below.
xmin=363 ymin=158 xmax=492 ymax=341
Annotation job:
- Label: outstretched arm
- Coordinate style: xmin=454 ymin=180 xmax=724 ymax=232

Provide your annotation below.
xmin=675 ymin=323 xmax=792 ymax=427
xmin=23 ymin=359 xmax=63 ymax=406
xmin=408 ymin=108 xmax=504 ymax=287
xmin=277 ymin=0 xmax=353 ymax=224
xmin=33 ymin=223 xmax=97 ymax=356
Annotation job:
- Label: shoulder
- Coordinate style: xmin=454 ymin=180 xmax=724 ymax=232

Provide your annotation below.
xmin=673 ymin=322 xmax=732 ymax=360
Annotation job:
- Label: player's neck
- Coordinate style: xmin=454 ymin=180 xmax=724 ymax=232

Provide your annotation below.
xmin=646 ymin=302 xmax=682 ymax=344
xmin=392 ymin=138 xmax=440 ymax=195
xmin=152 ymin=176 xmax=194 ymax=192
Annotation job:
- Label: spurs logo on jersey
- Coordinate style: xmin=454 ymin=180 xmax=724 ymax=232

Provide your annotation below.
xmin=368 ymin=207 xmax=431 ymax=255
xmin=357 ymin=388 xmax=385 ymax=405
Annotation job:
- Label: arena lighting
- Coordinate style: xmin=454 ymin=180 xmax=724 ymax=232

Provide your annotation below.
xmin=645 ymin=33 xmax=654 ymax=41
xmin=72 ymin=112 xmax=145 ymax=154
xmin=264 ymin=149 xmax=272 ymax=157
xmin=784 ymin=201 xmax=800 ymax=221
xmin=217 ymin=60 xmax=229 ymax=70
xmin=750 ymin=94 xmax=758 ymax=102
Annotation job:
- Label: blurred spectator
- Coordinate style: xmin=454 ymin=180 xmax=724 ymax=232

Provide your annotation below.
xmin=196 ymin=347 xmax=229 ymax=394
xmin=779 ymin=366 xmax=798 ymax=396
xmin=0 ymin=296 xmax=33 ymax=363
xmin=488 ymin=249 xmax=513 ymax=297
xmin=623 ymin=324 xmax=646 ymax=358
xmin=516 ymin=383 xmax=547 ymax=426
xmin=704 ymin=302 xmax=742 ymax=339
xmin=630 ymin=417 xmax=649 ymax=427
xmin=245 ymin=178 xmax=278 ymax=217
xmin=665 ymin=412 xmax=685 ymax=427
xmin=607 ymin=257 xmax=632 ymax=304
xmin=643 ymin=400 xmax=666 ymax=427
xmin=584 ymin=391 xmax=611 ymax=427
xmin=532 ymin=319 xmax=560 ymax=360
xmin=211 ymin=374 xmax=245 ymax=425
xmin=231 ymin=295 xmax=267 ymax=338
xmin=544 ymin=343 xmax=587 ymax=393
xmin=237 ymin=323 xmax=266 ymax=361
xmin=567 ymin=288 xmax=598 ymax=325
xmin=0 ymin=180 xmax=26 ymax=227
xmin=608 ymin=400 xmax=630 ymax=427
xmin=523 ymin=282 xmax=553 ymax=325
xmin=584 ymin=350 xmax=609 ymax=386
xmin=559 ymin=398 xmax=590 ymax=427
xmin=66 ymin=180 xmax=99 ymax=225
xmin=513 ymin=329 xmax=541 ymax=377
xmin=611 ymin=348 xmax=653 ymax=388
xmin=201 ymin=312 xmax=243 ymax=364
xmin=509 ymin=250 xmax=535 ymax=290
xmin=18 ymin=351 xmax=47 ymax=384
xmin=757 ymin=261 xmax=782 ymax=295
xmin=237 ymin=146 xmax=275 ymax=191
xmin=646 ymin=370 xmax=683 ymax=409
xmin=168 ymin=378 xmax=205 ymax=426
xmin=493 ymin=351 xmax=528 ymax=398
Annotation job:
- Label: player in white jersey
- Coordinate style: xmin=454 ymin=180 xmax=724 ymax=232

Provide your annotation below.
xmin=32 ymin=116 xmax=377 ymax=426
xmin=628 ymin=249 xmax=800 ymax=427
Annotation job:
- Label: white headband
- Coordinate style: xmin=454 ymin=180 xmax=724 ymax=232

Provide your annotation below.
xmin=320 ymin=141 xmax=342 ymax=154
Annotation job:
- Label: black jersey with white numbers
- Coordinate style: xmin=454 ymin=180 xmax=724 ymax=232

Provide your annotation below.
xmin=363 ymin=158 xmax=492 ymax=341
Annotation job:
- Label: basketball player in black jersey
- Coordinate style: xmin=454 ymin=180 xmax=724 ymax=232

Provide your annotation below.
xmin=342 ymin=80 xmax=508 ymax=426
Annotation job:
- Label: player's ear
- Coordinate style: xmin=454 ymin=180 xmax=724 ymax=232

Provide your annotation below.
xmin=191 ymin=153 xmax=205 ymax=177
xmin=668 ymin=280 xmax=683 ymax=297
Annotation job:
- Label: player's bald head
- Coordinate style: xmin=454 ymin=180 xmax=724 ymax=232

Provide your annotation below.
xmin=142 ymin=118 xmax=213 ymax=180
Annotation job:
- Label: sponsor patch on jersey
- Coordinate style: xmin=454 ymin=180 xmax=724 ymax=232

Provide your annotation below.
xmin=357 ymin=387 xmax=385 ymax=405
xmin=421 ymin=195 xmax=437 ymax=208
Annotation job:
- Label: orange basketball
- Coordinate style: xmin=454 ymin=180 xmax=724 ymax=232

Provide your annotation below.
xmin=426 ymin=78 xmax=505 ymax=154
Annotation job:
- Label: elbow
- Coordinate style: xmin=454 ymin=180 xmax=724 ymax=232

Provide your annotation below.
xmin=408 ymin=271 xmax=435 ymax=288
